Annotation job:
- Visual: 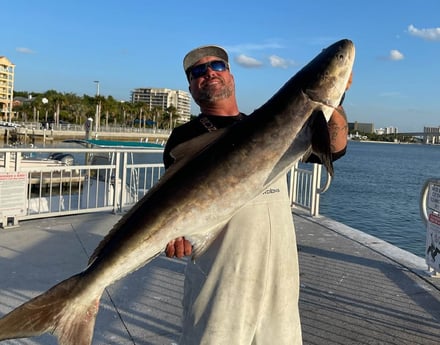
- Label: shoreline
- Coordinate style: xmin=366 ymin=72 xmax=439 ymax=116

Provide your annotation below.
xmin=1 ymin=127 xmax=170 ymax=146
xmin=349 ymin=139 xmax=427 ymax=145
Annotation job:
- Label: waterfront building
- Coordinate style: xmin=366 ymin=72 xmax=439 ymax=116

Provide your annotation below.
xmin=131 ymin=87 xmax=191 ymax=124
xmin=385 ymin=126 xmax=398 ymax=135
xmin=348 ymin=121 xmax=374 ymax=134
xmin=423 ymin=126 xmax=440 ymax=144
xmin=0 ymin=56 xmax=15 ymax=122
xmin=376 ymin=126 xmax=399 ymax=135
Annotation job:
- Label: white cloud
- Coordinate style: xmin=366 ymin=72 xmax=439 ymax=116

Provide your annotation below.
xmin=16 ymin=47 xmax=35 ymax=54
xmin=269 ymin=55 xmax=296 ymax=68
xmin=408 ymin=24 xmax=440 ymax=41
xmin=389 ymin=49 xmax=404 ymax=61
xmin=234 ymin=54 xmax=263 ymax=68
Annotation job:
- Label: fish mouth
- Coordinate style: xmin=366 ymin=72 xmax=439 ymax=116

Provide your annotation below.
xmin=306 ymin=91 xmax=338 ymax=109
xmin=303 ymin=39 xmax=354 ymax=110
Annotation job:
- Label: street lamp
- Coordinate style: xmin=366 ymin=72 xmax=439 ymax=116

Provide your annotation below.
xmin=94 ymin=80 xmax=100 ymax=96
xmin=93 ymin=81 xmax=101 ymax=135
xmin=42 ymin=97 xmax=49 ymax=128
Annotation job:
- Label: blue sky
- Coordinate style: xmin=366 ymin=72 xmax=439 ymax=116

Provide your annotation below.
xmin=4 ymin=0 xmax=440 ymax=132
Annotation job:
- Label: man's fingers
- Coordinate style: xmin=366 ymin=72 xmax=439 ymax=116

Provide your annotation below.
xmin=165 ymin=237 xmax=192 ymax=258
xmin=165 ymin=240 xmax=176 ymax=257
xmin=184 ymin=238 xmax=192 ymax=256
xmin=175 ymin=237 xmax=185 ymax=258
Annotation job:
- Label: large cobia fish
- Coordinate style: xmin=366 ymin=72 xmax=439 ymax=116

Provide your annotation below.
xmin=0 ymin=39 xmax=355 ymax=344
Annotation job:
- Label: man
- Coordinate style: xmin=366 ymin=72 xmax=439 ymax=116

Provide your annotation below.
xmin=163 ymin=45 xmax=350 ymax=344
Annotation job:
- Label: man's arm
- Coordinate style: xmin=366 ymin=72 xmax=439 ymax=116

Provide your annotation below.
xmin=164 ymin=125 xmax=195 ymax=258
xmin=328 ymin=105 xmax=348 ymax=154
xmin=328 ymin=71 xmax=352 ymax=155
xmin=308 ymin=72 xmax=352 ymax=162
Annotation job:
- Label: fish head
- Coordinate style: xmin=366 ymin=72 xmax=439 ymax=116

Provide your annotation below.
xmin=300 ymin=39 xmax=355 ymax=120
xmin=278 ymin=39 xmax=355 ymax=177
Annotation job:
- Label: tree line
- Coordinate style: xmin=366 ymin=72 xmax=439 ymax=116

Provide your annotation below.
xmin=12 ymin=90 xmax=183 ymax=129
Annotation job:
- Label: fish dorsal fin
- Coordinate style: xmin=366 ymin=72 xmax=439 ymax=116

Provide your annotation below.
xmin=169 ymin=128 xmax=228 ymax=168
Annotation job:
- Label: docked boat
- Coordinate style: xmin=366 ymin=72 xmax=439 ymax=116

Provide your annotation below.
xmin=63 ymin=138 xmax=164 ymax=149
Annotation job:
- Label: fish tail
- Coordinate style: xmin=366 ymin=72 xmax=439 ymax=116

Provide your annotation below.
xmin=0 ymin=273 xmax=102 ymax=345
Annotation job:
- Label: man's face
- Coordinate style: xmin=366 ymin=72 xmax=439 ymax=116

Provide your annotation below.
xmin=188 ymin=56 xmax=235 ymax=105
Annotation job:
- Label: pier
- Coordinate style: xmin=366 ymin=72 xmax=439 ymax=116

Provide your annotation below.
xmin=0 ymin=211 xmax=439 ymax=344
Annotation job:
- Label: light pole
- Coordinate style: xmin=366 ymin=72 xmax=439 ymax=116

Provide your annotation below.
xmin=42 ymin=97 xmax=48 ymax=128
xmin=94 ymin=80 xmax=100 ymax=96
xmin=93 ymin=81 xmax=100 ymax=135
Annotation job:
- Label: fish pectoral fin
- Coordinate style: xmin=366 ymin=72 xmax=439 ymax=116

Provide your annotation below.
xmin=190 ymin=233 xmax=219 ymax=260
xmin=300 ymin=146 xmax=313 ymax=163
xmin=187 ymin=218 xmax=230 ymax=260
xmin=0 ymin=273 xmax=101 ymax=345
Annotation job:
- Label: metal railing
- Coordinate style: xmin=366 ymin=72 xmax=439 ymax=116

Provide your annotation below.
xmin=0 ymin=146 xmax=329 ymax=228
xmin=289 ymin=162 xmax=332 ymax=216
xmin=419 ymin=178 xmax=440 ymax=276
xmin=0 ymin=147 xmax=164 ymax=227
xmin=420 ymin=178 xmax=440 ymax=226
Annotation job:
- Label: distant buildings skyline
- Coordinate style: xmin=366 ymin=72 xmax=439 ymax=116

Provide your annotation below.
xmin=2 ymin=55 xmax=192 ymax=124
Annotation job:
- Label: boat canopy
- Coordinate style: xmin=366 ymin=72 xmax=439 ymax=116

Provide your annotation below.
xmin=63 ymin=139 xmax=164 ymax=149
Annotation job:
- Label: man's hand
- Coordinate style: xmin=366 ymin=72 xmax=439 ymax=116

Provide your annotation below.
xmin=328 ymin=71 xmax=352 ymax=153
xmin=165 ymin=237 xmax=192 ymax=258
xmin=328 ymin=106 xmax=348 ymax=153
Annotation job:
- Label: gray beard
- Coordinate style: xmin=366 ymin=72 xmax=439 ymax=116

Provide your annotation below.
xmin=197 ymin=83 xmax=233 ymax=104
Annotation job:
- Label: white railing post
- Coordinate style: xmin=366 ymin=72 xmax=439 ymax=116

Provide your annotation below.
xmin=289 ymin=162 xmax=299 ymax=206
xmin=310 ymin=164 xmax=321 ymax=216
xmin=288 ymin=162 xmax=331 ymax=217
xmin=114 ymin=151 xmax=122 ymax=213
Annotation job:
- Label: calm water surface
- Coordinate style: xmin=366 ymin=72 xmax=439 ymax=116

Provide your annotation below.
xmin=319 ymin=141 xmax=440 ymax=258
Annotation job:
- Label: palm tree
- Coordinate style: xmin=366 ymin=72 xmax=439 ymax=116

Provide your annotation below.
xmin=12 ymin=96 xmax=34 ymax=122
xmin=132 ymin=101 xmax=146 ymax=129
xmin=64 ymin=93 xmax=83 ymax=124
xmin=166 ymin=105 xmax=177 ymax=130
xmin=41 ymin=90 xmax=62 ymax=125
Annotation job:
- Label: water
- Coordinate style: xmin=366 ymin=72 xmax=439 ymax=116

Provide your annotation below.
xmin=319 ymin=141 xmax=440 ymax=258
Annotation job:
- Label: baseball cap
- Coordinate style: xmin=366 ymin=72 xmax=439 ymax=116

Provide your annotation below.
xmin=183 ymin=45 xmax=229 ymax=75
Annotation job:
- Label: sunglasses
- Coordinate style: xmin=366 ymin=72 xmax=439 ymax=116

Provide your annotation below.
xmin=188 ymin=60 xmax=228 ymax=79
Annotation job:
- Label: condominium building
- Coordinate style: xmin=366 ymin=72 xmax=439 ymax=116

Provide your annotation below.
xmin=0 ymin=56 xmax=15 ymax=121
xmin=131 ymin=87 xmax=191 ymax=123
xmin=424 ymin=126 xmax=440 ymax=144
xmin=348 ymin=121 xmax=375 ymax=134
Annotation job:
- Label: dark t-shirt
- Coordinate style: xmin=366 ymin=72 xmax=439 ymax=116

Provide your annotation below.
xmin=163 ymin=113 xmax=345 ymax=169
xmin=163 ymin=114 xmax=246 ymax=169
